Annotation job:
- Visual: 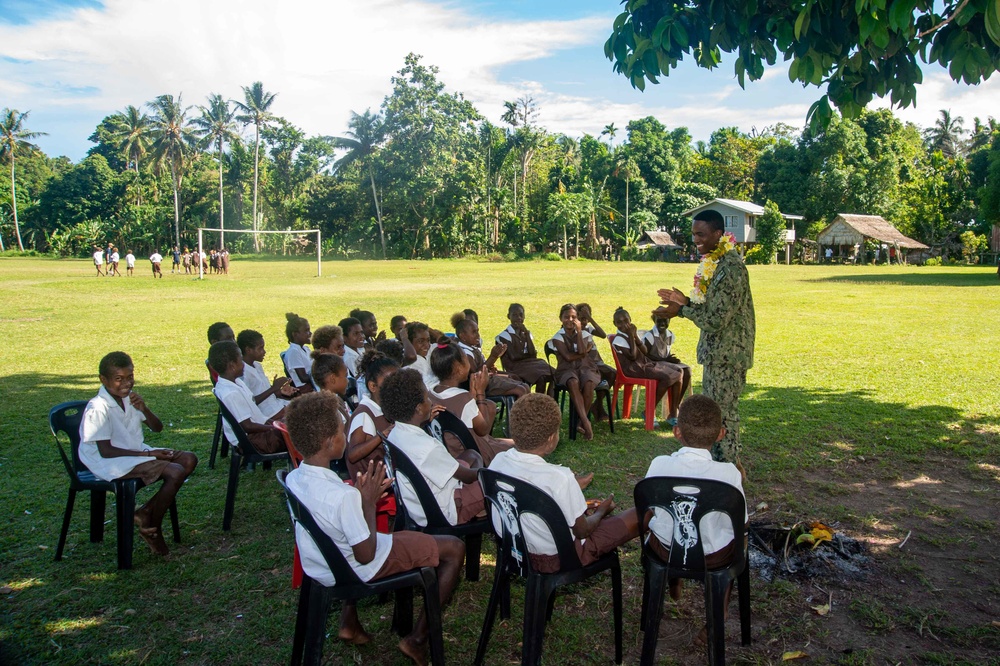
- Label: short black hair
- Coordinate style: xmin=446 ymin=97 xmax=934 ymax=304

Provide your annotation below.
xmin=349 ymin=309 xmax=375 ymax=326
xmin=451 ymin=311 xmax=476 ymax=335
xmin=676 ymin=394 xmax=723 ymax=447
xmin=510 ymin=394 xmax=561 ymax=451
xmin=338 ymin=317 xmax=361 ymax=333
xmin=208 ymin=340 xmax=242 ymax=375
xmin=430 ymin=339 xmax=464 ymax=381
xmin=693 ymin=209 xmax=725 ymax=233
xmin=390 ymin=315 xmax=407 ymax=330
xmin=374 ymin=339 xmax=404 ymax=364
xmin=311 ymin=325 xmax=343 ymax=351
xmin=360 ymin=350 xmax=400 ymax=392
xmin=285 ymin=312 xmax=309 ymax=342
xmin=207 ymin=321 xmax=232 ymax=344
xmin=99 ymin=351 xmax=133 ymax=377
xmin=380 ymin=369 xmax=426 ymax=423
xmin=462 ymin=308 xmax=479 ymax=322
xmin=286 ymin=392 xmax=343 ymax=458
xmin=310 ymin=352 xmax=346 ymax=390
xmin=236 ymin=329 xmax=264 ymax=355
xmin=406 ymin=321 xmax=429 ymax=342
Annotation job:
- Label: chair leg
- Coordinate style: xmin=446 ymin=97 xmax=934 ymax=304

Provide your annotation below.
xmin=290 ymin=577 xmax=311 ymax=666
xmin=738 ymin=564 xmax=752 ymax=646
xmin=623 ymin=385 xmax=634 ymax=418
xmin=639 ymin=564 xmax=668 ymax=666
xmin=55 ymin=488 xmax=77 ymax=561
xmin=465 ymin=533 xmax=482 ymax=582
xmin=705 ymin=573 xmax=729 ymax=666
xmin=420 ymin=569 xmax=445 ymax=666
xmin=302 ymin=584 xmax=334 ymax=666
xmin=567 ymin=400 xmax=577 ymax=441
xmin=209 ymin=409 xmax=222 ymax=469
xmin=392 ymin=586 xmax=414 ymax=637
xmin=168 ymin=500 xmax=181 ymax=543
xmin=89 ymin=489 xmax=107 ymax=543
xmin=474 ymin=563 xmax=506 ymax=665
xmin=605 ymin=390 xmax=614 ymax=433
xmin=644 ymin=382 xmax=656 ymax=430
xmin=115 ymin=481 xmax=138 ymax=570
xmin=612 ymin=557 xmax=623 ymax=665
xmin=522 ymin=578 xmax=553 ymax=666
xmin=223 ymin=449 xmax=242 ymax=531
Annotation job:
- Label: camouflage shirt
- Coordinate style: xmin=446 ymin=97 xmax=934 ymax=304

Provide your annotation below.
xmin=679 ymin=249 xmax=755 ymax=370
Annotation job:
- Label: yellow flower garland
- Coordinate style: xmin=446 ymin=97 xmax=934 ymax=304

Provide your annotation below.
xmin=690 ymin=233 xmax=736 ymax=304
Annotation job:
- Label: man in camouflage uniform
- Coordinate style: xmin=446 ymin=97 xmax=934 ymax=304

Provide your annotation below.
xmin=656 ymin=209 xmax=755 ymax=465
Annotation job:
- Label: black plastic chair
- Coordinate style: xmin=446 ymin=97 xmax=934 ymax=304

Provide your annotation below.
xmin=424 ymin=409 xmax=481 ymax=456
xmin=276 ymin=470 xmax=445 ymax=666
xmin=49 ymin=400 xmax=180 ymax=570
xmin=206 ymin=360 xmax=229 ymax=469
xmin=475 ymin=468 xmax=623 ymax=666
xmin=544 ymin=342 xmax=614 ymax=441
xmin=633 ymin=477 xmax=751 ymax=666
xmin=382 ymin=440 xmax=488 ymax=582
xmin=217 ymin=398 xmax=290 ymax=531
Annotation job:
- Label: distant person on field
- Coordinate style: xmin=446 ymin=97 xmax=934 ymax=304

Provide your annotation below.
xmin=191 ymin=249 xmax=201 ymax=274
xmin=93 ymin=246 xmax=105 ymax=276
xmin=109 ymin=247 xmax=122 ymax=277
xmin=171 ymin=246 xmax=181 ymax=273
xmin=182 ymin=247 xmax=192 ymax=274
xmin=221 ymin=247 xmax=230 ymax=274
xmin=210 ymin=340 xmax=286 ymax=454
xmin=149 ymin=250 xmax=163 ymax=278
xmin=79 ymin=351 xmax=198 ymax=555
xmin=125 ymin=249 xmax=136 ymax=276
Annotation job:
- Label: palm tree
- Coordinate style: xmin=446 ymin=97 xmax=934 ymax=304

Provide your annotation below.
xmin=968 ymin=117 xmax=999 ymax=152
xmin=923 ymin=109 xmax=966 ymax=158
xmin=601 ymin=122 xmax=618 ymax=145
xmin=235 ymin=82 xmax=277 ymax=252
xmin=0 ymin=108 xmax=46 ymax=252
xmin=193 ymin=94 xmax=238 ymax=248
xmin=110 ymin=105 xmax=151 ymax=174
xmin=148 ymin=94 xmax=196 ymax=249
xmin=330 ymin=109 xmax=387 ymax=258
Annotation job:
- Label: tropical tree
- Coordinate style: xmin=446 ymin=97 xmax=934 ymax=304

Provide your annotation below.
xmin=601 ymin=123 xmax=618 ymax=144
xmin=109 ymin=105 xmax=151 ymax=174
xmin=924 ymin=109 xmax=966 ymax=158
xmin=235 ymin=82 xmax=277 ymax=251
xmin=0 ymin=108 xmax=46 ymax=252
xmin=968 ymin=117 xmax=1000 ymax=153
xmin=149 ymin=94 xmax=196 ymax=248
xmin=331 ymin=109 xmax=387 ymax=258
xmin=193 ymin=94 xmax=238 ymax=247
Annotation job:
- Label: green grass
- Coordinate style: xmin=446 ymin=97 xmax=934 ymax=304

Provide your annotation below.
xmin=1 ymin=257 xmax=999 ymax=665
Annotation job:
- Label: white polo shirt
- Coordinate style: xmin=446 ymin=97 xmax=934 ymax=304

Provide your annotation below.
xmin=286 ymin=462 xmax=392 ymax=586
xmin=78 ymin=386 xmax=156 ymax=481
xmin=241 ymin=360 xmax=287 ymax=419
xmin=125 ymin=253 xmax=135 ymax=267
xmin=150 ymin=253 xmax=162 ymax=263
xmin=644 ymin=447 xmax=746 ymax=555
xmin=428 ymin=385 xmax=478 ymax=429
xmin=213 ymin=376 xmax=269 ymax=442
xmin=487 ymin=449 xmax=587 ymax=556
xmin=283 ymin=343 xmax=312 ymax=387
xmin=347 ymin=396 xmax=383 ymax=440
xmin=93 ymin=250 xmax=103 ymax=265
xmin=406 ymin=352 xmax=438 ymax=389
xmin=387 ymin=421 xmax=461 ymax=527
xmin=110 ymin=252 xmax=120 ymax=263
xmin=343 ymin=346 xmax=363 ymax=376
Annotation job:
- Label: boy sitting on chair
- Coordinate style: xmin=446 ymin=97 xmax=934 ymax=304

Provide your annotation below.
xmin=644 ymin=394 xmax=747 ymax=603
xmin=488 ymin=393 xmax=639 ymax=573
xmin=209 ymin=340 xmax=285 ymax=454
xmin=285 ymin=392 xmax=465 ymax=665
xmin=79 ymin=352 xmax=198 ymax=555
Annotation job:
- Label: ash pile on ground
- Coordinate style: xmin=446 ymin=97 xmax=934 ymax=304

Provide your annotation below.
xmin=748 ymin=522 xmax=872 ymax=585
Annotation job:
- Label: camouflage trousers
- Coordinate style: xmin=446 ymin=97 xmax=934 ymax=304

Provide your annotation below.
xmin=701 ymin=363 xmax=747 ymax=463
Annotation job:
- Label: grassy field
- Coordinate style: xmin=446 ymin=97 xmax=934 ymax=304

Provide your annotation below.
xmin=1 ymin=256 xmax=998 ymax=666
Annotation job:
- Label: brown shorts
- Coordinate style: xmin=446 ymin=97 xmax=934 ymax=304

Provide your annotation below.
xmin=120 ymin=458 xmax=171 ymax=485
xmin=373 ymin=531 xmax=440 ymax=579
xmin=248 ymin=429 xmax=286 ymax=454
xmin=529 ymin=508 xmax=639 ymax=574
xmin=453 ymin=482 xmax=486 ymax=524
xmin=487 ymin=373 xmax=527 ymax=396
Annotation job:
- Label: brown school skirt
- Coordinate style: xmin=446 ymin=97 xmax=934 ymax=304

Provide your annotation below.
xmin=454 ymin=482 xmax=486 ymax=524
xmin=529 ymin=508 xmax=638 ymax=574
xmin=619 ymin=358 xmax=682 ymax=386
xmin=502 ymin=358 xmax=554 ymax=386
xmin=372 ymin=531 xmax=440 ymax=579
xmin=553 ymin=359 xmax=601 ymax=388
xmin=120 ymin=458 xmax=172 ymax=485
xmin=486 ymin=373 xmax=527 ymax=396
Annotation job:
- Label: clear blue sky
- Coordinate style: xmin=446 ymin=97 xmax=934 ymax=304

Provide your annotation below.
xmin=0 ymin=0 xmax=993 ymax=160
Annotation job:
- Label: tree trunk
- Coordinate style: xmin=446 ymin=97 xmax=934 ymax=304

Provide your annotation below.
xmin=171 ymin=159 xmax=180 ymax=249
xmin=563 ymin=223 xmax=568 ymax=260
xmin=218 ymin=140 xmax=225 ymax=249
xmin=368 ymin=164 xmax=386 ymax=259
xmin=252 ymin=123 xmax=260 ymax=252
xmin=11 ymin=156 xmax=24 ymax=251
xmin=625 ymin=177 xmax=629 ymax=238
xmin=575 ymin=220 xmax=580 ymax=259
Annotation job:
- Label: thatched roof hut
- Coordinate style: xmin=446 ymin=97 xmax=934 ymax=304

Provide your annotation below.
xmin=817 ymin=214 xmax=928 ymax=250
xmin=637 ymin=230 xmax=682 ymax=249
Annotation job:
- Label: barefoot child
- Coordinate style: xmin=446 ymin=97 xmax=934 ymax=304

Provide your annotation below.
xmin=383 ymin=369 xmax=487 ymax=527
xmin=92 ymin=246 xmax=105 ymax=276
xmin=285 ymin=392 xmax=464 ymax=663
xmin=346 ymin=351 xmax=399 ymax=479
xmin=576 ymin=302 xmax=616 ymax=420
xmin=550 ymin=304 xmax=599 ymax=440
xmin=149 ymin=250 xmax=163 ymax=278
xmin=452 ymin=311 xmax=528 ymax=398
xmin=79 ymin=352 xmax=198 ymax=555
xmin=125 ymin=249 xmax=136 ymax=276
xmin=283 ymin=312 xmax=314 ymax=393
xmin=611 ymin=307 xmax=683 ymax=424
xmin=210 ymin=341 xmax=286 ymax=454
xmin=495 ymin=303 xmax=554 ymax=395
xmin=488 ymin=394 xmax=638 ymax=572
xmin=237 ymin=329 xmax=296 ymax=419
xmin=109 ymin=247 xmax=122 ymax=277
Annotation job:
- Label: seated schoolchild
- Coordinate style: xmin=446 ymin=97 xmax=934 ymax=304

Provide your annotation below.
xmin=312 ymin=325 xmax=346 ymax=358
xmin=495 ymin=303 xmax=553 ymax=395
xmin=390 ymin=315 xmax=408 ymax=340
xmin=206 ymin=321 xmax=235 ymax=384
xmin=345 ymin=351 xmax=399 ymax=479
xmin=311 ymin=351 xmax=352 ymax=427
xmin=549 ymin=303 xmax=600 ymax=440
xmin=210 ymin=341 xmax=285 ymax=454
xmin=611 ymin=306 xmax=683 ymax=424
xmin=350 ymin=309 xmax=383 ymax=350
xmin=452 ymin=311 xmax=528 ymax=398
xmin=339 ymin=317 xmax=366 ymax=377
xmin=428 ymin=340 xmax=513 ymax=466
xmin=284 ymin=392 xmax=465 ymax=663
xmin=283 ymin=312 xmax=315 ymax=393
xmin=236 ymin=328 xmax=295 ymax=419
xmin=383 ymin=369 xmax=486 ymax=527
xmin=641 ymin=313 xmax=692 ymax=403
xmin=575 ymin=302 xmax=618 ymax=390
xmin=488 ymin=394 xmax=638 ymax=573
xmin=644 ymin=394 xmax=747 ymax=603
xmin=79 ymin=352 xmax=198 ymax=555
xmin=402 ymin=322 xmax=438 ymax=390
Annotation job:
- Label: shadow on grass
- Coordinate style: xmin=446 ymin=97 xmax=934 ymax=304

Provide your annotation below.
xmin=808 ymin=271 xmax=999 ymax=287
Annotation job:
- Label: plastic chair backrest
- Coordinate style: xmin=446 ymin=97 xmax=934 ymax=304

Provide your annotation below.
xmin=49 ymin=400 xmax=90 ymax=476
xmin=273 ymin=420 xmax=302 ymax=468
xmin=424 ymin=410 xmax=480 ymax=455
xmin=384 ymin=440 xmax=452 ymax=529
xmin=633 ymin=476 xmax=747 ymax=573
xmin=279 ymin=351 xmax=291 ymax=379
xmin=478 ymin=468 xmax=583 ymax=575
xmin=276 ymin=469 xmax=364 ymax=586
xmin=605 ymin=334 xmax=634 ymax=382
xmin=205 ymin=359 xmax=219 ymax=386
xmin=216 ymin=397 xmax=267 ymax=456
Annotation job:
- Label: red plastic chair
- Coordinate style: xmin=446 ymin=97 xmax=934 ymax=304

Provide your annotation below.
xmin=274 ymin=420 xmax=396 ymax=589
xmin=607 ymin=334 xmax=672 ymax=431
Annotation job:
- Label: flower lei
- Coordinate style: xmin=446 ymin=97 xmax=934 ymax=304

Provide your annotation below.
xmin=690 ymin=233 xmax=736 ymax=304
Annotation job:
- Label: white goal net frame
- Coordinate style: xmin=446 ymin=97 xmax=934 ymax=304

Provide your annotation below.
xmin=195 ymin=227 xmax=322 ymax=279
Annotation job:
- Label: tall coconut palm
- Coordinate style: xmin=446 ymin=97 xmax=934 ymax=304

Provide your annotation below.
xmin=193 ymin=94 xmax=238 ymax=248
xmin=0 ymin=108 xmax=46 ymax=252
xmin=968 ymin=117 xmax=999 ymax=152
xmin=110 ymin=105 xmax=151 ymax=174
xmin=923 ymin=109 xmax=966 ymax=158
xmin=149 ymin=94 xmax=196 ymax=249
xmin=234 ymin=82 xmax=277 ymax=252
xmin=601 ymin=122 xmax=618 ymax=145
xmin=330 ymin=109 xmax=387 ymax=258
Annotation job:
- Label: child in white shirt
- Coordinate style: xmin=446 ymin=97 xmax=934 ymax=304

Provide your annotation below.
xmin=210 ymin=341 xmax=285 ymax=453
xmin=282 ymin=312 xmax=314 ymax=391
xmin=92 ymin=247 xmax=105 ymax=276
xmin=236 ymin=329 xmax=295 ymax=419
xmin=125 ymin=250 xmax=136 ymax=276
xmin=149 ymin=251 xmax=163 ymax=278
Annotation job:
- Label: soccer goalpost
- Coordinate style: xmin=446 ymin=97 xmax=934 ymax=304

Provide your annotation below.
xmin=195 ymin=227 xmax=322 ymax=279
